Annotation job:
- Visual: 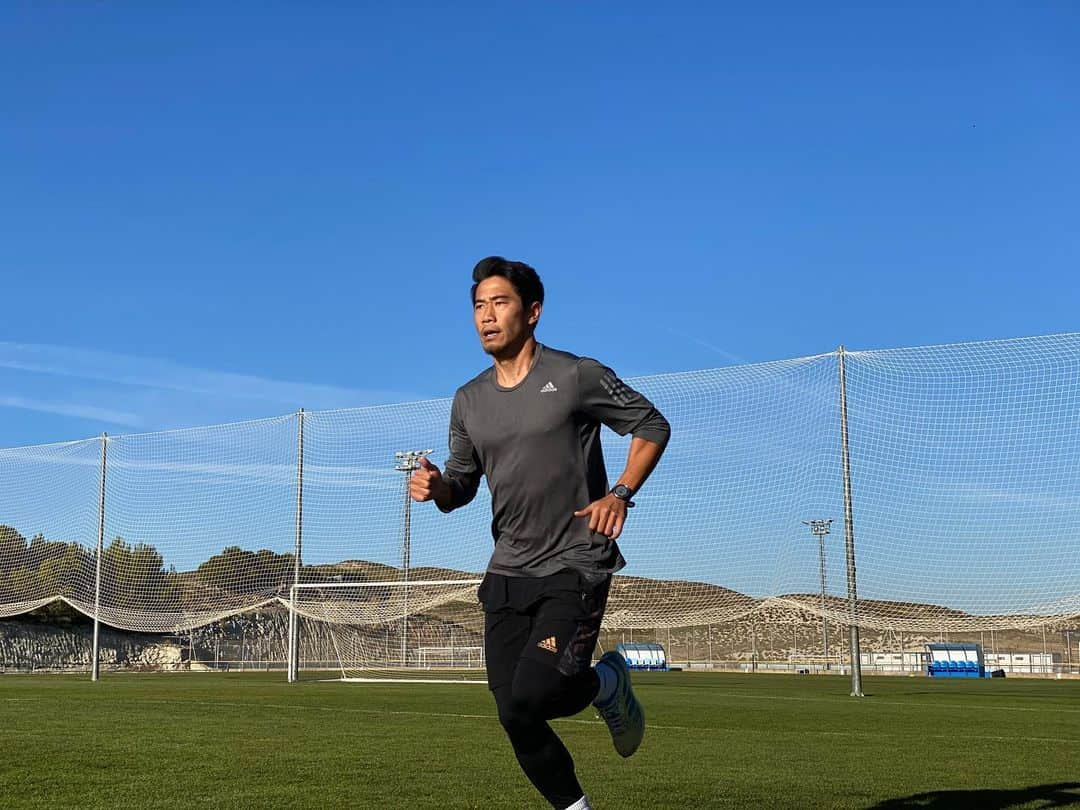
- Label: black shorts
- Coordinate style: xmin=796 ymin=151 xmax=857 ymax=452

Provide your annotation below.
xmin=478 ymin=570 xmax=611 ymax=691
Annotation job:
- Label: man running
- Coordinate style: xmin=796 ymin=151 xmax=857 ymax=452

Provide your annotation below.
xmin=410 ymin=256 xmax=670 ymax=810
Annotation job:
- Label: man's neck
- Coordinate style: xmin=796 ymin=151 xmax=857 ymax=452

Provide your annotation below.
xmin=492 ymin=337 xmax=539 ymax=388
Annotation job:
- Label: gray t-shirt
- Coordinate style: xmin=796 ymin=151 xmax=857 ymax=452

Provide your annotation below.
xmin=440 ymin=344 xmax=671 ymax=580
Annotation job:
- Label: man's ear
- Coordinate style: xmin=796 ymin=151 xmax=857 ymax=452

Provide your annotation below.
xmin=528 ymin=301 xmax=542 ymax=326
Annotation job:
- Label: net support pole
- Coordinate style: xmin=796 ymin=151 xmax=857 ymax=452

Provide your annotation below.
xmin=401 ymin=471 xmax=411 ymax=668
xmin=91 ymin=432 xmax=108 ymax=682
xmin=1043 ymin=626 xmax=1048 ymax=675
xmin=288 ymin=409 xmax=305 ymax=683
xmin=838 ymin=346 xmax=864 ymax=697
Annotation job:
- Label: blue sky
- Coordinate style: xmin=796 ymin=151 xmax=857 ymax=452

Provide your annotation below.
xmin=2 ymin=2 xmax=1078 ymax=446
xmin=2 ymin=4 xmax=1079 ymax=619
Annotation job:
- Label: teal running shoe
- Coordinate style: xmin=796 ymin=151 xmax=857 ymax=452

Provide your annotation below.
xmin=593 ymin=651 xmax=645 ymax=757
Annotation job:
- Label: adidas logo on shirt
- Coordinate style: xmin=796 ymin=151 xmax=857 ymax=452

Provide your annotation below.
xmin=537 ymin=636 xmax=558 ymax=653
xmin=540 ymin=381 xmax=558 ymax=393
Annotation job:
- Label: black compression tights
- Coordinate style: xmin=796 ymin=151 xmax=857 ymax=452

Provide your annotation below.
xmin=492 ymin=658 xmax=601 ymax=809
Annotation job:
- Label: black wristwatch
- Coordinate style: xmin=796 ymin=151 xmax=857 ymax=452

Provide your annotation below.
xmin=610 ymin=484 xmax=636 ymax=507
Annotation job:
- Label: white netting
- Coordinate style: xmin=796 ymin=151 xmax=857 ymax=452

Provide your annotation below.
xmin=834 ymin=334 xmax=1080 ymax=630
xmin=85 ymin=415 xmax=298 ymax=632
xmin=302 ymin=403 xmax=491 ymax=586
xmin=2 ymin=332 xmax=1079 ymax=657
xmin=0 ymin=439 xmax=100 ymax=618
xmin=293 ymin=581 xmax=485 ymax=681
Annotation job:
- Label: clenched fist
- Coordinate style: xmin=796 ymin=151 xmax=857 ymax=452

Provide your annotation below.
xmin=410 ymin=456 xmax=451 ymax=506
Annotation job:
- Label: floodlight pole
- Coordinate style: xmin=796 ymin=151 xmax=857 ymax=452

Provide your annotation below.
xmin=395 ymin=449 xmax=432 ymax=669
xmin=802 ymin=519 xmax=833 ymax=669
xmin=91 ymin=433 xmax=108 ymax=682
xmin=288 ymin=409 xmax=305 ymax=683
xmin=838 ymin=346 xmax=864 ymax=697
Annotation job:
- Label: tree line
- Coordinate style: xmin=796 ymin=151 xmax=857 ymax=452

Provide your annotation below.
xmin=0 ymin=524 xmax=298 ymax=608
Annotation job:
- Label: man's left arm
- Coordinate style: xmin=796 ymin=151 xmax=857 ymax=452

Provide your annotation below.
xmin=573 ymin=359 xmax=671 ymax=540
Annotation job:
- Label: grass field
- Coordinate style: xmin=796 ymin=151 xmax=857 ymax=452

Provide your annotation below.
xmin=2 ymin=672 xmax=1079 ymax=809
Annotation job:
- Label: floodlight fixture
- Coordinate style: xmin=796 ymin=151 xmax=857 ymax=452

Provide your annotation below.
xmin=803 ymin=518 xmax=833 ymax=538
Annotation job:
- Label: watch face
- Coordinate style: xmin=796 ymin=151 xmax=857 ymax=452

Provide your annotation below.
xmin=613 ymin=484 xmax=633 ymax=499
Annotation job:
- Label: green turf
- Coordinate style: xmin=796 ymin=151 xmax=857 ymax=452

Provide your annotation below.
xmin=2 ymin=672 xmax=1078 ymax=809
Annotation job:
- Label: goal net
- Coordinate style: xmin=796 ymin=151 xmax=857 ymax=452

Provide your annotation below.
xmin=292 ymin=579 xmax=485 ymax=682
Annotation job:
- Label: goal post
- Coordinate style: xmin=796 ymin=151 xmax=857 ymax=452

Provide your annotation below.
xmin=290 ymin=579 xmax=485 ymax=682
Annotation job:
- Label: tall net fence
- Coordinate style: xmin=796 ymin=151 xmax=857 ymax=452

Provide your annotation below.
xmin=2 ymin=333 xmax=1079 ymax=671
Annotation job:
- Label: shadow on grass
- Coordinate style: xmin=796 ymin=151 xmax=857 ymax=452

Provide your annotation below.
xmin=867 ymin=782 xmax=1080 ymax=809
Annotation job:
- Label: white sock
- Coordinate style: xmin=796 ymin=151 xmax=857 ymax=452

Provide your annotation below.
xmin=594 ymin=660 xmax=617 ymax=704
xmin=564 ymin=796 xmax=592 ymax=810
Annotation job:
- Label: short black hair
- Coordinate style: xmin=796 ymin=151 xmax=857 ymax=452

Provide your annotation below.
xmin=471 ymin=256 xmax=545 ymax=311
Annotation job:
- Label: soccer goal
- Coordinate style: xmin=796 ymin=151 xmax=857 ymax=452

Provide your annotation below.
xmin=290 ymin=579 xmax=486 ymax=682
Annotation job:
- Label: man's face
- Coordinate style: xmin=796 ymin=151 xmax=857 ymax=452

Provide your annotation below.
xmin=473 ymin=275 xmax=540 ymax=357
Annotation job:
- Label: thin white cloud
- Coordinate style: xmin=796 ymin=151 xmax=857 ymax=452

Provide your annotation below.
xmin=0 ymin=395 xmax=142 ymax=427
xmin=0 ymin=445 xmax=406 ymax=490
xmin=665 ymin=328 xmax=750 ymax=366
xmin=0 ymin=342 xmax=412 ymax=409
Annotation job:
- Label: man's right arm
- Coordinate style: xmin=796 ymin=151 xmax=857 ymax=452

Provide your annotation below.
xmin=410 ymin=392 xmax=482 ymax=512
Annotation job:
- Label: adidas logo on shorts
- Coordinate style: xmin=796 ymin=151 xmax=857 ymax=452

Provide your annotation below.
xmin=537 ymin=636 xmax=558 ymax=653
xmin=540 ymin=381 xmax=558 ymax=393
